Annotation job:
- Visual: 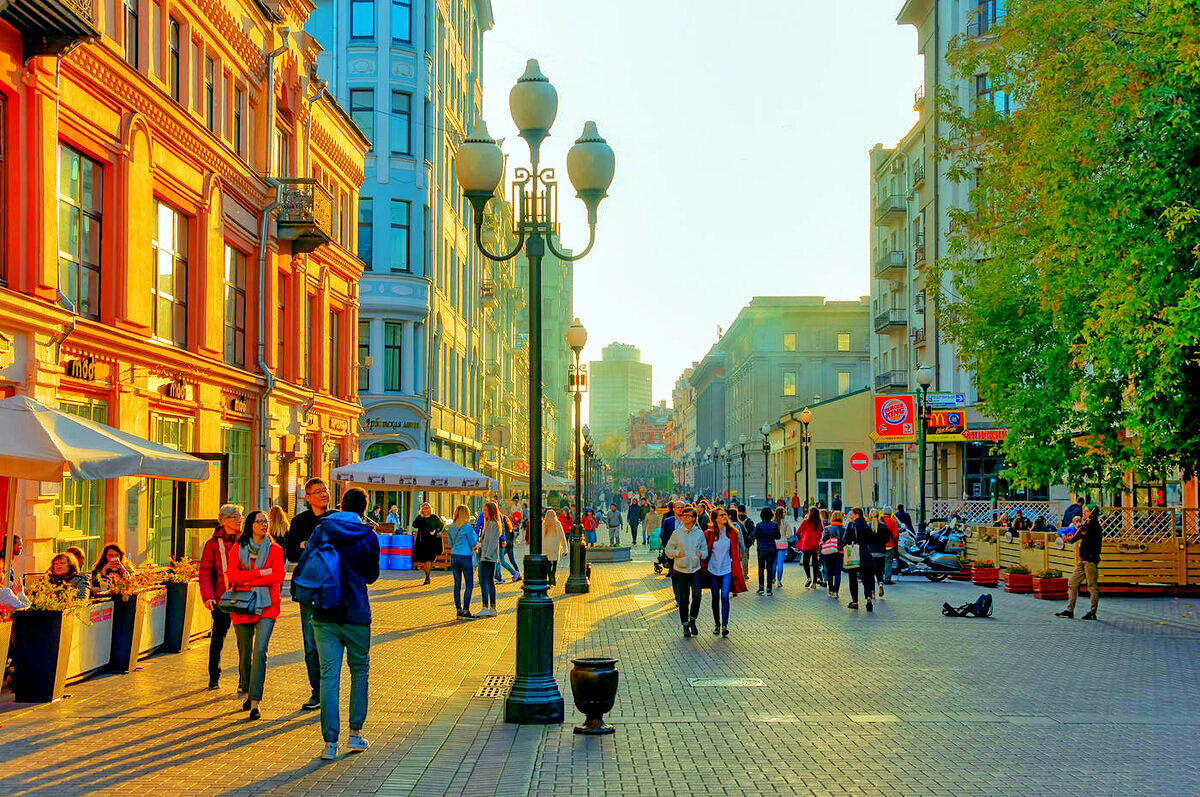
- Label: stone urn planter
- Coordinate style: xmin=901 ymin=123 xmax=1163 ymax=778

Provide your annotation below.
xmin=1033 ymin=574 xmax=1068 ymax=600
xmin=587 ymin=547 xmax=631 ymax=563
xmin=971 ymin=563 xmax=1000 ymax=587
xmin=569 ymin=657 xmax=619 ymax=735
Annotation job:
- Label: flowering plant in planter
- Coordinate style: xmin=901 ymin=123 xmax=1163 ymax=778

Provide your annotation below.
xmin=978 ymin=531 xmax=998 ymax=543
xmin=0 ymin=605 xmax=11 ymax=624
xmin=1032 ymin=568 xmax=1068 ymax=600
xmin=1004 ymin=564 xmax=1031 ymax=574
xmin=1003 ymin=563 xmax=1033 ymax=593
xmin=24 ymin=578 xmax=94 ymax=623
xmin=973 ymin=559 xmax=997 ymax=569
xmin=1021 ymin=538 xmax=1045 ymax=550
xmin=1034 ymin=568 xmax=1063 ymax=579
xmin=163 ymin=558 xmax=200 ymax=584
xmin=101 ymin=566 xmax=163 ymax=598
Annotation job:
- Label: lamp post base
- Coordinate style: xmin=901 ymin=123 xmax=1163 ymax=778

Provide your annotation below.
xmin=565 ymin=527 xmax=589 ymax=594
xmin=505 ymin=554 xmax=565 ymax=725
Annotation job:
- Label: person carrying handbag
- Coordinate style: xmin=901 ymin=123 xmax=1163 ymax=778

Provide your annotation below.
xmin=842 ymin=507 xmax=876 ymax=612
xmin=224 ymin=510 xmax=285 ymax=720
xmin=199 ymin=504 xmax=242 ymax=690
xmin=821 ymin=512 xmax=846 ymax=598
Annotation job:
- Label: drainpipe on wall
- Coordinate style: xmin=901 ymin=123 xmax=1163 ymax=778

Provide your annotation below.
xmin=257 ymin=26 xmax=291 ymax=510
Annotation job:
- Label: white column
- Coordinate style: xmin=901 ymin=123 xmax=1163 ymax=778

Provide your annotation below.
xmin=369 ymin=318 xmax=385 ymax=395
xmin=402 ymin=320 xmax=415 ymax=394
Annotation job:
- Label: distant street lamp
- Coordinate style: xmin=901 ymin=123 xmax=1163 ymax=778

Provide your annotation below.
xmin=723 ymin=442 xmax=734 ymax=500
xmin=738 ymin=433 xmax=748 ymax=501
xmin=566 ymin=318 xmax=589 ymax=594
xmin=455 ymin=59 xmax=615 ymax=725
xmin=915 ymin=362 xmax=935 ymax=525
xmin=711 ymin=439 xmax=720 ymax=497
xmin=760 ymin=422 xmax=770 ymax=505
xmin=799 ymin=407 xmax=813 ymax=507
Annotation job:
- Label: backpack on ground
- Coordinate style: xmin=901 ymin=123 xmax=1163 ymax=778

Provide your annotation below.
xmin=291 ymin=537 xmax=343 ymax=609
xmin=942 ymin=593 xmax=994 ymax=618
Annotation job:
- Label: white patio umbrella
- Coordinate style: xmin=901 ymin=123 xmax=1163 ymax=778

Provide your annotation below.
xmin=0 ymin=395 xmax=210 ymax=584
xmin=331 ymin=449 xmax=498 ymax=494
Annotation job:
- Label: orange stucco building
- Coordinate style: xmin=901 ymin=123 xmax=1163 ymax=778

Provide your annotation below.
xmin=0 ymin=0 xmax=368 ymax=570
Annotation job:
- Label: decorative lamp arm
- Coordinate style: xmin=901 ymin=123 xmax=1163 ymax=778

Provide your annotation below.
xmin=545 ymin=221 xmax=597 ymax=262
xmin=474 ymin=216 xmax=527 ymax=262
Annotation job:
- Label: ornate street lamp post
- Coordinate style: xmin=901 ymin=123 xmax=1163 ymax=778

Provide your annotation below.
xmin=915 ymin=362 xmax=934 ymax=525
xmin=723 ymin=442 xmax=733 ymax=501
xmin=566 ymin=318 xmax=589 ymax=594
xmin=800 ymin=407 xmax=813 ymax=508
xmin=738 ymin=433 xmax=748 ymax=501
xmin=455 ymin=59 xmax=615 ymax=725
xmin=711 ymin=440 xmax=720 ymax=498
xmin=760 ymin=422 xmax=771 ymax=505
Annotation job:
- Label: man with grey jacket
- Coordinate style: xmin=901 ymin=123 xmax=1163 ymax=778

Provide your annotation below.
xmin=664 ymin=506 xmax=708 ymax=638
xmin=605 ymin=503 xmax=623 ymax=546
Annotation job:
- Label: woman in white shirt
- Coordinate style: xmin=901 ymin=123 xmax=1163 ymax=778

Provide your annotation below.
xmin=541 ymin=510 xmax=569 ymax=588
xmin=703 ymin=507 xmax=748 ymax=637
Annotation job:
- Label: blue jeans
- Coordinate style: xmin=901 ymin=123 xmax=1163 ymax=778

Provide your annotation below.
xmin=479 ymin=561 xmax=497 ymax=608
xmin=709 ymin=571 xmax=731 ymax=626
xmin=775 ymin=548 xmax=786 ymax=584
xmin=311 ymin=619 xmax=370 ymax=743
xmin=498 ymin=547 xmax=520 ymax=579
xmin=299 ymin=603 xmax=320 ymax=698
xmin=823 ymin=554 xmax=843 ymax=593
xmin=451 ymin=554 xmax=474 ymax=612
xmin=585 ymin=529 xmax=597 ymax=545
xmin=233 ymin=617 xmax=275 ymax=701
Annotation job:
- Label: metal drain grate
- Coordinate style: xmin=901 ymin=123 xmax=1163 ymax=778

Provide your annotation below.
xmin=475 ymin=675 xmax=515 ymax=698
xmin=688 ymin=677 xmax=765 ymax=688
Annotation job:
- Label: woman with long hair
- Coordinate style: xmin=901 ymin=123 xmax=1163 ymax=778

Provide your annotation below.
xmin=797 ymin=506 xmax=824 ymax=589
xmin=89 ymin=543 xmax=133 ymax=593
xmin=268 ymin=505 xmax=290 ymax=543
xmin=773 ymin=506 xmax=790 ymax=589
xmin=542 ymin=510 xmax=569 ymax=588
xmin=446 ymin=504 xmax=478 ymax=619
xmin=411 ymin=502 xmax=444 ymax=586
xmin=227 ymin=509 xmax=285 ymax=720
xmin=703 ymin=507 xmax=747 ymax=636
xmin=476 ymin=501 xmax=502 ymax=616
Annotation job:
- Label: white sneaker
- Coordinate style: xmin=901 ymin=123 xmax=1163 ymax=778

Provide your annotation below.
xmin=487 ymin=607 xmax=498 ymax=617
xmin=321 ymin=742 xmax=338 ymax=760
xmin=347 ymin=733 xmax=370 ymax=752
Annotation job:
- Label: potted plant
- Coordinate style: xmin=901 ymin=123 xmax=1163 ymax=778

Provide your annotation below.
xmin=971 ymin=559 xmax=1000 ymax=587
xmin=1032 ymin=568 xmax=1068 ymax=599
xmin=1003 ymin=564 xmax=1033 ymax=593
xmin=105 ymin=566 xmax=162 ymax=673
xmin=950 ymin=556 xmax=973 ymax=581
xmin=163 ymin=558 xmax=202 ymax=653
xmin=11 ymin=579 xmax=93 ymax=702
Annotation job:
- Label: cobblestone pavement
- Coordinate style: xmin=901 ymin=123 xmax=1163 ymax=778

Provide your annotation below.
xmin=2 ymin=547 xmax=1199 ymax=796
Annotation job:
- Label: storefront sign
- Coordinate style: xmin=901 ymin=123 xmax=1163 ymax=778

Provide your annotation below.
xmin=873 ymin=395 xmax=916 ymax=437
xmin=360 ymin=416 xmax=420 ymax=434
xmin=926 ymin=392 xmax=966 ymax=409
xmin=964 ymin=428 xmax=1008 ymax=442
xmin=926 ymin=410 xmax=965 ymax=435
xmin=65 ymin=357 xmax=96 ymax=381
xmin=230 ymin=395 xmax=248 ymax=413
xmin=161 ymin=380 xmax=188 ymax=401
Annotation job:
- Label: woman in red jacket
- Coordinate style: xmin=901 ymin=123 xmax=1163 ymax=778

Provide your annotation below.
xmin=198 ymin=504 xmax=242 ymax=690
xmin=797 ymin=507 xmax=824 ymax=589
xmin=702 ymin=507 xmax=747 ymax=637
xmin=227 ymin=509 xmax=285 ymax=720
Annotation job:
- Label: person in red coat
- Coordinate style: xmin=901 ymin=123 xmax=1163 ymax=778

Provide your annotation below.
xmin=702 ymin=506 xmax=747 ymax=637
xmin=227 ymin=509 xmax=285 ymax=720
xmin=797 ymin=507 xmax=825 ymax=589
xmin=198 ymin=504 xmax=242 ymax=690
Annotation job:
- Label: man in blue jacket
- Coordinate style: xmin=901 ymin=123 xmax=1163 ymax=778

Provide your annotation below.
xmin=305 ymin=487 xmax=380 ymax=761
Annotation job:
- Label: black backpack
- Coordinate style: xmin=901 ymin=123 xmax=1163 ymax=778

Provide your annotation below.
xmin=942 ymin=593 xmax=994 ymax=618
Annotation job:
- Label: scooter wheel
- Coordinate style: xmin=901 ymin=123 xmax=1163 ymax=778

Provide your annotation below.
xmin=924 ymin=573 xmax=949 ymax=582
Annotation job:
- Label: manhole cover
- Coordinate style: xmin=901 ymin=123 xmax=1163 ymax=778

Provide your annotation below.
xmin=688 ymin=677 xmax=765 ymax=688
xmin=475 ymin=675 xmax=515 ymax=699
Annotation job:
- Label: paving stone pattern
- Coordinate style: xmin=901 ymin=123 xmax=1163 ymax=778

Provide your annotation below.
xmin=1 ymin=547 xmax=1198 ymax=796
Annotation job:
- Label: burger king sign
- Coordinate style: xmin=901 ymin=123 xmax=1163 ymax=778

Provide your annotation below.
xmin=874 ymin=394 xmax=916 ymax=437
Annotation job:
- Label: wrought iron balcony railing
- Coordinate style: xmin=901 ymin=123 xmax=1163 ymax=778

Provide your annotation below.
xmin=874 ymin=193 xmax=906 ymax=224
xmin=874 ymin=370 xmax=909 ymax=391
xmin=873 ymin=249 xmax=906 ymax=279
xmin=277 ymin=178 xmax=334 ymax=254
xmin=874 ymin=307 xmax=908 ymax=333
xmin=1 ymin=0 xmax=101 ymax=61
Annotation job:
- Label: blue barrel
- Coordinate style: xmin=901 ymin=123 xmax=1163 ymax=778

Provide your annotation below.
xmin=377 ymin=533 xmax=392 ymax=570
xmin=390 ymin=533 xmax=413 ymax=571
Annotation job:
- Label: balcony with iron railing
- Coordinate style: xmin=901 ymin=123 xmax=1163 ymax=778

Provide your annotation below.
xmin=873 ymin=249 xmax=906 ymax=279
xmin=911 ymin=326 xmax=926 ymax=345
xmin=913 ymin=85 xmax=926 ymax=112
xmin=913 ymin=233 xmax=926 ymax=266
xmin=912 ymin=163 xmax=925 ymax=188
xmin=875 ymin=369 xmax=909 ymax=392
xmin=0 ymin=0 xmax=100 ymax=60
xmin=874 ymin=307 xmax=908 ymax=333
xmin=874 ymin=194 xmax=906 ymax=224
xmin=276 ymin=178 xmax=334 ymax=254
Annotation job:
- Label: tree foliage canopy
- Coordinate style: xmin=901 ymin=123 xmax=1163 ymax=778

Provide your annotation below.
xmin=938 ymin=0 xmax=1200 ymax=490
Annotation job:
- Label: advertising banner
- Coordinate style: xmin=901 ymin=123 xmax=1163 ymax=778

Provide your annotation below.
xmin=873 ymin=395 xmax=916 ymax=438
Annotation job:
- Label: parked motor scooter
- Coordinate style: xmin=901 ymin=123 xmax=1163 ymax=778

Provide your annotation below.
xmin=897 ymin=529 xmax=962 ymax=581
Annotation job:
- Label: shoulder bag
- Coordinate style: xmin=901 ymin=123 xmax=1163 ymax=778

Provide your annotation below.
xmin=842 ymin=530 xmax=861 ymax=570
xmin=216 ymin=539 xmax=258 ymax=614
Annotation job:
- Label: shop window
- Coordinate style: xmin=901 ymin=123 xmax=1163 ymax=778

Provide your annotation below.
xmin=58 ymin=145 xmax=103 ymax=320
xmin=223 ymin=245 xmax=246 ymax=367
xmin=56 ymin=399 xmax=108 ymax=567
xmin=222 ymin=425 xmax=251 ymax=510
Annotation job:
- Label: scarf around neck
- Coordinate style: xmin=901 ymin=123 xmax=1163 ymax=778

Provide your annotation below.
xmin=239 ymin=536 xmax=272 ymax=615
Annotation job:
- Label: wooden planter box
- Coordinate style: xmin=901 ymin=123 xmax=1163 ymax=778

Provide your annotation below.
xmin=950 ymin=565 xmax=973 ymax=581
xmin=971 ymin=566 xmax=1000 ymax=587
xmin=1003 ymin=572 xmax=1033 ymax=593
xmin=1033 ymin=576 xmax=1068 ymax=600
xmin=587 ymin=547 xmax=631 ymax=563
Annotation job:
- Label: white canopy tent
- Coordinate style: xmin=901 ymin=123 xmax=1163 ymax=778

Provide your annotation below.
xmin=508 ymin=472 xmax=572 ymax=491
xmin=0 ymin=395 xmax=211 ymax=585
xmin=330 ymin=449 xmax=498 ymax=494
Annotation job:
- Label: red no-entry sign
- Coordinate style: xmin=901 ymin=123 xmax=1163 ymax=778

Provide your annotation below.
xmin=850 ymin=452 xmax=869 ymax=472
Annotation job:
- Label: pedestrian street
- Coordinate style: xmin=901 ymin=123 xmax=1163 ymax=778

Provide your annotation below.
xmin=2 ymin=550 xmax=1199 ymax=797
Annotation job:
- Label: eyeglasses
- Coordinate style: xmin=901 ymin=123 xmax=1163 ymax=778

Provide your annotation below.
xmin=253 ymin=517 xmax=269 ymax=525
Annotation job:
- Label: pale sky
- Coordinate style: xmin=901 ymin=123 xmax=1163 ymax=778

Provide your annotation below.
xmin=481 ymin=0 xmax=923 ymax=419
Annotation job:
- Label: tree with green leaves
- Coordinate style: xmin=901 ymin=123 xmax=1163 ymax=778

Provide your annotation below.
xmin=937 ymin=0 xmax=1200 ymax=491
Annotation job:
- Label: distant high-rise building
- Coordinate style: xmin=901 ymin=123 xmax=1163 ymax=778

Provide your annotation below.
xmin=590 ymin=343 xmax=652 ymax=447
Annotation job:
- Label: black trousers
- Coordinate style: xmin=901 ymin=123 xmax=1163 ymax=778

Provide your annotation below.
xmin=208 ymin=607 xmax=232 ymax=681
xmin=758 ymin=549 xmax=777 ymax=591
xmin=670 ymin=570 xmax=702 ymax=625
